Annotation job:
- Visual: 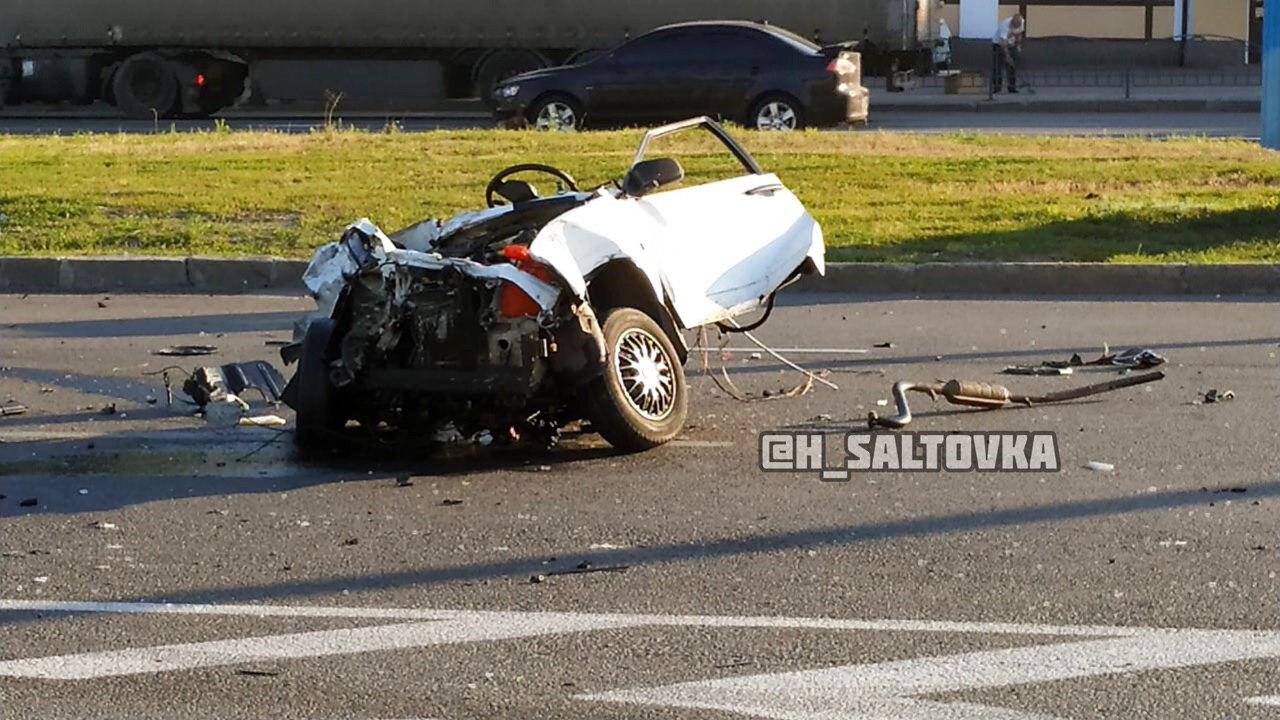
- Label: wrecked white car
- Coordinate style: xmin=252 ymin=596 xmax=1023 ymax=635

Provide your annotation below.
xmin=283 ymin=117 xmax=825 ymax=452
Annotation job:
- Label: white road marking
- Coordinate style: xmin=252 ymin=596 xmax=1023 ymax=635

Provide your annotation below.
xmin=0 ymin=598 xmax=1152 ymax=636
xmin=0 ymin=611 xmax=644 ymax=680
xmin=585 ymin=630 xmax=1280 ymax=720
xmin=0 ymin=599 xmax=1275 ymax=720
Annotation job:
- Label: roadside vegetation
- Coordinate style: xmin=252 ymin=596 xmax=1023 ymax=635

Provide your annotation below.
xmin=0 ymin=126 xmax=1277 ymax=263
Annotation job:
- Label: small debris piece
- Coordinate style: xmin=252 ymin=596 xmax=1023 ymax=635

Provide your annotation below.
xmin=0 ymin=402 xmax=27 ymax=417
xmin=238 ymin=414 xmax=287 ymax=427
xmin=33 ymin=576 xmax=48 ymax=583
xmin=18 ymin=497 xmax=37 ymax=507
xmin=235 ymin=669 xmax=280 ymax=677
xmin=99 ymin=403 xmax=117 ymax=415
xmin=1204 ymin=389 xmax=1235 ymax=404
xmin=529 ymin=574 xmax=546 ymax=584
xmin=546 ymin=564 xmax=631 ymax=578
xmin=1086 ymin=461 xmax=1116 ymax=473
xmin=440 ymin=498 xmax=464 ymax=506
xmin=395 ymin=475 xmax=414 ymax=487
xmin=342 ymin=538 xmax=359 ymax=546
xmin=97 ymin=300 xmax=108 ymax=308
xmin=184 ymin=361 xmax=287 ymax=409
xmin=154 ymin=345 xmax=218 ymax=357
xmin=873 ymin=342 xmax=894 ymax=349
xmin=1002 ymin=366 xmax=1073 ymax=376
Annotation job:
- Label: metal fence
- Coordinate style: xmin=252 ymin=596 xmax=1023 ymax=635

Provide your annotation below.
xmin=916 ymin=67 xmax=1260 ymax=97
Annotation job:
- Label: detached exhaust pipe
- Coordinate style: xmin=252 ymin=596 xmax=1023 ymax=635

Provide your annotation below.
xmin=869 ymin=372 xmax=1166 ymax=430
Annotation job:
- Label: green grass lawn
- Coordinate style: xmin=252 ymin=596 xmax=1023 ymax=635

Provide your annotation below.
xmin=0 ymin=126 xmax=1277 ymax=263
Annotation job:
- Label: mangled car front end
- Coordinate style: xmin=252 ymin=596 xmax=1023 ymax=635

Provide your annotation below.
xmin=284 ymin=118 xmax=825 ymax=452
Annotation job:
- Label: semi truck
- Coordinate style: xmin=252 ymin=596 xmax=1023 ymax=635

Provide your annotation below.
xmin=0 ymin=0 xmax=936 ymax=118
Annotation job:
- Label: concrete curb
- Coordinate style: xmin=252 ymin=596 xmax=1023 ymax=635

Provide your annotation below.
xmin=799 ymin=262 xmax=1280 ymax=295
xmin=0 ymin=257 xmax=308 ymax=294
xmin=1 ymin=257 xmax=1276 ymax=296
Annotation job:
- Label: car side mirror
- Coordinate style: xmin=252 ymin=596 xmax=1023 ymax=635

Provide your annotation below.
xmin=622 ymin=158 xmax=685 ymax=198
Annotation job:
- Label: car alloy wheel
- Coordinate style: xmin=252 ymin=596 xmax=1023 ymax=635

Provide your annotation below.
xmin=755 ymin=101 xmax=798 ymax=131
xmin=613 ymin=327 xmax=676 ymax=421
xmin=535 ymin=101 xmax=578 ymax=132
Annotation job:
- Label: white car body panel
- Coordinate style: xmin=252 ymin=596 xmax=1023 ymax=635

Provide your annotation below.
xmin=530 ymin=175 xmax=824 ymax=330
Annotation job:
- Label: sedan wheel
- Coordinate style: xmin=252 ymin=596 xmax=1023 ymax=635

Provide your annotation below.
xmin=754 ymin=99 xmax=800 ymax=131
xmin=615 ymin=327 xmax=677 ymax=422
xmin=533 ymin=98 xmax=579 ymax=132
xmin=586 ymin=308 xmax=688 ymax=451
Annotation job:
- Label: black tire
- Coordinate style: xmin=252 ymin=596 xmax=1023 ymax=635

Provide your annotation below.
xmin=294 ymin=318 xmax=341 ymax=450
xmin=474 ymin=49 xmax=548 ymax=99
xmin=113 ymin=53 xmax=180 ymax=120
xmin=747 ymin=93 xmax=807 ymax=132
xmin=526 ymin=93 xmax=582 ymax=132
xmin=586 ymin=308 xmax=688 ymax=452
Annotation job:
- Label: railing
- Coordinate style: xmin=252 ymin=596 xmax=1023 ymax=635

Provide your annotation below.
xmin=914 ymin=67 xmax=1260 ymax=98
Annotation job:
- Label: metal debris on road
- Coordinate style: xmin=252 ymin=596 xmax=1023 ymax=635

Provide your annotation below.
xmin=238 ymin=414 xmax=288 ymax=427
xmin=0 ymin=402 xmax=28 ymax=417
xmin=1002 ymin=365 xmax=1074 ymax=376
xmin=1086 ymin=461 xmax=1116 ymax=473
xmin=1203 ymin=388 xmax=1236 ymax=403
xmin=1035 ymin=345 xmax=1167 ymax=371
xmin=868 ymin=371 xmax=1167 ymax=429
xmin=154 ymin=345 xmax=218 ymax=357
xmin=183 ymin=361 xmax=287 ymax=409
xmin=18 ymin=497 xmax=37 ymax=507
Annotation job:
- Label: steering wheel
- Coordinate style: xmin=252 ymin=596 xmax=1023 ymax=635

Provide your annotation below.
xmin=485 ymin=163 xmax=579 ymax=208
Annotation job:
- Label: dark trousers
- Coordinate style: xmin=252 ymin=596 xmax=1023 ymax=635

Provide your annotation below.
xmin=991 ymin=44 xmax=1017 ymax=92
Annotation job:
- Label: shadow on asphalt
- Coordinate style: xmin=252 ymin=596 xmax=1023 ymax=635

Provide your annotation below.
xmin=4 ymin=311 xmax=301 ymax=339
xmin=2 ymin=471 xmax=1274 ymax=626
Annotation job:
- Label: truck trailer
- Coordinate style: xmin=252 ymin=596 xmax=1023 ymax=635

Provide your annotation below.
xmin=0 ymin=0 xmax=936 ymax=118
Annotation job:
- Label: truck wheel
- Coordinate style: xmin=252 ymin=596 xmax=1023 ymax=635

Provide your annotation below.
xmin=587 ymin=308 xmax=687 ymax=452
xmin=294 ymin=318 xmax=342 ymax=450
xmin=113 ymin=53 xmax=180 ymax=120
xmin=474 ymin=49 xmax=548 ymax=99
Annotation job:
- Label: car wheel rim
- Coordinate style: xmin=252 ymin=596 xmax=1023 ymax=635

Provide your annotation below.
xmin=535 ymin=102 xmax=577 ymax=132
xmin=614 ymin=327 xmax=676 ymax=422
xmin=756 ymin=102 xmax=797 ymax=131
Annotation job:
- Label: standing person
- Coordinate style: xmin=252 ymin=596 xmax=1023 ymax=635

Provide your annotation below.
xmin=991 ymin=13 xmax=1026 ymax=94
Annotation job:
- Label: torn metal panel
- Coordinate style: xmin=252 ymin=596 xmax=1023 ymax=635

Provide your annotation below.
xmin=182 ymin=361 xmax=287 ymax=409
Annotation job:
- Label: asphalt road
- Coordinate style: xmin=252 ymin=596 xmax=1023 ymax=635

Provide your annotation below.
xmin=1 ymin=291 xmax=1278 ymax=720
xmin=0 ymin=111 xmax=1261 ymax=137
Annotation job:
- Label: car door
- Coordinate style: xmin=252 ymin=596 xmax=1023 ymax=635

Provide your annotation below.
xmin=629 ymin=121 xmax=823 ymax=328
xmin=586 ymin=29 xmax=687 ymax=121
xmin=638 ymin=173 xmax=819 ymax=328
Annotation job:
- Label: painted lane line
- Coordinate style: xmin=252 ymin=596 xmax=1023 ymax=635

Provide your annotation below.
xmin=584 ymin=630 xmax=1280 ymax=720
xmin=0 ymin=612 xmax=645 ymax=680
xmin=1247 ymin=695 xmax=1280 ymax=706
xmin=0 ymin=599 xmax=1157 ymax=637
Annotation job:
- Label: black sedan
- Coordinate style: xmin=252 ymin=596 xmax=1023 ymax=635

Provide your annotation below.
xmin=492 ymin=21 xmax=868 ymax=131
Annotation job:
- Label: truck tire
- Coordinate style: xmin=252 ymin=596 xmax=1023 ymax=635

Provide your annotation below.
xmin=474 ymin=49 xmax=548 ymax=99
xmin=586 ymin=308 xmax=688 ymax=452
xmin=113 ymin=53 xmax=180 ymax=119
xmin=293 ymin=318 xmax=342 ymax=451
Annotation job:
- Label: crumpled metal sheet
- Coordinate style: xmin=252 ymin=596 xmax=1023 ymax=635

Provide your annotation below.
xmin=182 ymin=361 xmax=287 ymax=409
